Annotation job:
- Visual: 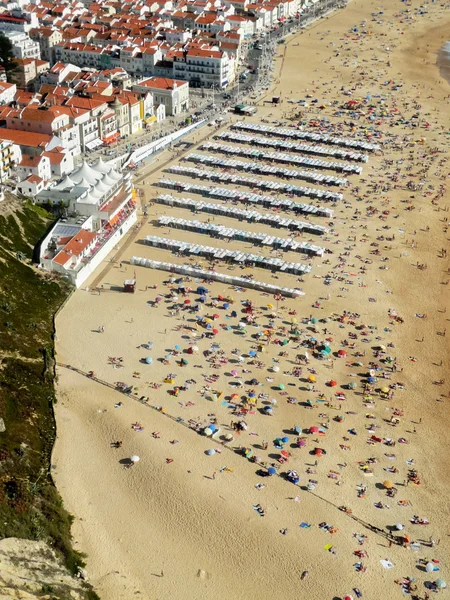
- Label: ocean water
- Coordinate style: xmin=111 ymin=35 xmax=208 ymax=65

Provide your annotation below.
xmin=437 ymin=41 xmax=450 ymax=84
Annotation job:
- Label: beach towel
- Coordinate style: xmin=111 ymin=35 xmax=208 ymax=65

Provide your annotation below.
xmin=300 ymin=522 xmax=311 ymax=529
xmin=324 ymin=544 xmax=333 ymax=551
xmin=380 ymin=560 xmax=394 ymax=569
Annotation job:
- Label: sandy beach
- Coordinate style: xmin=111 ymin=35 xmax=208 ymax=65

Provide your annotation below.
xmin=53 ymin=0 xmax=450 ymax=598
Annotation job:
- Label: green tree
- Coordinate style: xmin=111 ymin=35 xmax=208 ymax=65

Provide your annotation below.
xmin=0 ymin=33 xmax=17 ymax=82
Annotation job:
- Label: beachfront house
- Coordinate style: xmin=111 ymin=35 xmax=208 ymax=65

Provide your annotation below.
xmin=38 ymin=158 xmax=137 ymax=287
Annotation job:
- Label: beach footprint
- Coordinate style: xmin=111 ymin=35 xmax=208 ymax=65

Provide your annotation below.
xmin=197 ymin=569 xmax=211 ymax=580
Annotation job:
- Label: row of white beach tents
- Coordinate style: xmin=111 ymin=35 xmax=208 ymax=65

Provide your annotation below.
xmin=165 ymin=165 xmax=343 ymax=202
xmin=183 ymin=153 xmax=348 ymax=187
xmin=142 ymin=236 xmax=312 ymax=275
xmin=201 ymin=142 xmax=359 ymax=177
xmin=155 ymin=194 xmax=330 ymax=235
xmin=157 ymin=216 xmax=325 ymax=257
xmin=130 ymin=256 xmax=304 ymax=298
xmin=157 ymin=179 xmax=340 ymax=207
xmin=232 ymin=121 xmax=380 ymax=153
xmin=217 ymin=132 xmax=364 ymax=174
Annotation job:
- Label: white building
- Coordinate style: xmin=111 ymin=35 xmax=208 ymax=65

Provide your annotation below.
xmin=38 ymin=158 xmax=137 ymax=288
xmin=173 ymin=47 xmax=234 ymax=88
xmin=54 ymin=43 xmax=105 ymax=70
xmin=132 ymin=77 xmax=189 ymax=116
xmin=0 ymin=11 xmax=39 ymax=33
xmin=19 ymin=174 xmax=46 ymax=196
xmin=0 ymin=81 xmax=17 ymax=105
xmin=17 ymin=153 xmax=51 ymax=184
xmin=6 ymin=31 xmax=41 ymax=60
xmin=39 ymin=61 xmax=81 ymax=85
xmin=5 ymin=107 xmax=81 ymax=157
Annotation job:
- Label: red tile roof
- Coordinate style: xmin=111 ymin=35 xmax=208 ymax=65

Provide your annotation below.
xmin=19 ymin=154 xmax=46 ymax=167
xmin=135 ymin=76 xmax=187 ymax=90
xmin=0 ymin=129 xmax=53 ymax=148
xmin=52 ymin=251 xmax=72 ymax=266
xmin=27 ymin=174 xmax=43 ymax=184
xmin=62 ymin=229 xmax=97 ymax=256
xmin=43 ymin=150 xmax=65 ymax=164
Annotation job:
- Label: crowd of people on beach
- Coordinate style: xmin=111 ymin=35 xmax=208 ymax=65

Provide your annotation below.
xmin=74 ymin=1 xmax=450 ymax=597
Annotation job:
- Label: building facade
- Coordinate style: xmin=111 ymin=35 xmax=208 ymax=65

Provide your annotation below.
xmin=6 ymin=31 xmax=41 ymax=60
xmin=132 ymin=77 xmax=189 ymax=116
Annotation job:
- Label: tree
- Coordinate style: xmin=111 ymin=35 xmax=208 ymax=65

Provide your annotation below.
xmin=0 ymin=33 xmax=17 ymax=82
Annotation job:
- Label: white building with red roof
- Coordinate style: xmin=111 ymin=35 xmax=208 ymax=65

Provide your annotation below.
xmin=173 ymin=45 xmax=234 ymax=88
xmin=132 ymin=76 xmax=188 ymax=115
xmin=0 ymin=82 xmax=17 ymax=106
xmin=38 ymin=157 xmax=137 ymax=287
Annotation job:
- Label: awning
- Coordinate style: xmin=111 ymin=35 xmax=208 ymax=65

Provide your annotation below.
xmin=102 ymin=131 xmax=120 ymax=144
xmin=145 ymin=115 xmax=157 ymax=124
xmin=85 ymin=139 xmax=102 ymax=150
